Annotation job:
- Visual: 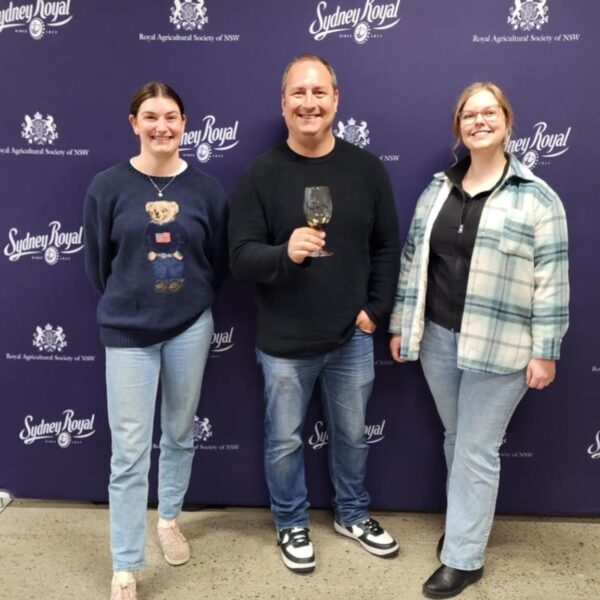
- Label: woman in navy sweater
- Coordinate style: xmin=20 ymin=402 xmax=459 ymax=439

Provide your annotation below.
xmin=84 ymin=82 xmax=228 ymax=600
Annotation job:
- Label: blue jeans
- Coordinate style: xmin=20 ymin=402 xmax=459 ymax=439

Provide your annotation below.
xmin=152 ymin=255 xmax=184 ymax=282
xmin=257 ymin=329 xmax=374 ymax=529
xmin=105 ymin=309 xmax=213 ymax=571
xmin=419 ymin=320 xmax=528 ymax=570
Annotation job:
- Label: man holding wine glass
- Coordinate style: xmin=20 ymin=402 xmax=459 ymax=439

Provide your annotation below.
xmin=229 ymin=54 xmax=400 ymax=574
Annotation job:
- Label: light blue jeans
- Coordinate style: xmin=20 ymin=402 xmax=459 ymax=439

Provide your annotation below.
xmin=105 ymin=309 xmax=213 ymax=571
xmin=419 ymin=320 xmax=528 ymax=571
xmin=257 ymin=329 xmax=374 ymax=529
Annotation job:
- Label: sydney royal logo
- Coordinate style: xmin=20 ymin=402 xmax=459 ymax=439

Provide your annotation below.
xmin=308 ymin=419 xmax=386 ymax=450
xmin=588 ymin=431 xmax=600 ymax=460
xmin=335 ymin=118 xmax=370 ymax=149
xmin=170 ymin=0 xmax=207 ymax=31
xmin=210 ymin=326 xmax=234 ymax=354
xmin=22 ymin=112 xmax=58 ymax=146
xmin=180 ymin=115 xmax=239 ymax=164
xmin=19 ymin=409 xmax=96 ymax=449
xmin=33 ymin=323 xmax=67 ymax=353
xmin=4 ymin=220 xmax=84 ymax=265
xmin=505 ymin=121 xmax=571 ymax=169
xmin=507 ymin=1 xmax=548 ymax=32
xmin=0 ymin=0 xmax=74 ymax=40
xmin=309 ymin=0 xmax=401 ymax=44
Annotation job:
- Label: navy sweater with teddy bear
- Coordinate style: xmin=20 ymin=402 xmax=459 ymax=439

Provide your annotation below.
xmin=84 ymin=161 xmax=228 ymax=347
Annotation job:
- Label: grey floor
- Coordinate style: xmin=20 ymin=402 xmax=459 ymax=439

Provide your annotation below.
xmin=0 ymin=499 xmax=598 ymax=600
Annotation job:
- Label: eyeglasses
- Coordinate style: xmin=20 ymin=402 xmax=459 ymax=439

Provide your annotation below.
xmin=459 ymin=105 xmax=503 ymax=125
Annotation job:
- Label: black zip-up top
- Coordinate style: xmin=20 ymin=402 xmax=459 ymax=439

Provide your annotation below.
xmin=425 ymin=156 xmax=509 ymax=332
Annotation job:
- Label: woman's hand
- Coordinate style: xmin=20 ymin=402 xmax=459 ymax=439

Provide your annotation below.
xmin=526 ymin=358 xmax=556 ymax=389
xmin=389 ymin=333 xmax=406 ymax=363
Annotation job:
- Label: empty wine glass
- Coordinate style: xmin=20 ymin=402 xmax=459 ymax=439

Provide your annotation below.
xmin=303 ymin=186 xmax=333 ymax=257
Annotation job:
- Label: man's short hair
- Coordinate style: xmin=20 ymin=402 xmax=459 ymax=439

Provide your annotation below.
xmin=281 ymin=54 xmax=338 ymax=95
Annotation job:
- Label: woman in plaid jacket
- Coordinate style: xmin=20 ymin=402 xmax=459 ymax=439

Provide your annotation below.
xmin=389 ymin=82 xmax=569 ymax=598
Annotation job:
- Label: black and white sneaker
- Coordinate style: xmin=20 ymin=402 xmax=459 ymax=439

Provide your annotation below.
xmin=334 ymin=518 xmax=399 ymax=557
xmin=277 ymin=527 xmax=316 ymax=573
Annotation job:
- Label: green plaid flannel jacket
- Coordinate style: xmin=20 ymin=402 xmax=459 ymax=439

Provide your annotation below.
xmin=389 ymin=155 xmax=569 ymax=374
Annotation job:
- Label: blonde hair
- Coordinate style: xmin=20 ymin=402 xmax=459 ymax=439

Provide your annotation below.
xmin=450 ymin=82 xmax=514 ymax=160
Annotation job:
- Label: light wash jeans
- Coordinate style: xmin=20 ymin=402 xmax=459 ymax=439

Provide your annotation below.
xmin=419 ymin=320 xmax=528 ymax=571
xmin=105 ymin=309 xmax=213 ymax=571
xmin=257 ymin=329 xmax=374 ymax=529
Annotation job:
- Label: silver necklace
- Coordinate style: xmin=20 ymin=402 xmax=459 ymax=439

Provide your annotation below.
xmin=147 ymin=174 xmax=177 ymax=198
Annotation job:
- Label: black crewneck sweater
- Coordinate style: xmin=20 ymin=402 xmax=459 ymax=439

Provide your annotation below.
xmin=228 ymin=139 xmax=400 ymax=358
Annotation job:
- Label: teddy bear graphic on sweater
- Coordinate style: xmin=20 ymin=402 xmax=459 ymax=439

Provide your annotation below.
xmin=144 ymin=201 xmax=189 ymax=293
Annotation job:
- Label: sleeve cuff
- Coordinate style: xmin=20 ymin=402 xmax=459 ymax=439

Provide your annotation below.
xmin=388 ymin=312 xmax=403 ymax=334
xmin=532 ymin=337 xmax=562 ymax=360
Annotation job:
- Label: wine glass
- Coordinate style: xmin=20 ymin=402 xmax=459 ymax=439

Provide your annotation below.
xmin=303 ymin=186 xmax=333 ymax=257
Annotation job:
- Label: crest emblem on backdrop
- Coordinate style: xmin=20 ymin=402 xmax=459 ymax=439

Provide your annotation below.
xmin=21 ymin=113 xmax=59 ymax=146
xmin=170 ymin=0 xmax=208 ymax=31
xmin=334 ymin=118 xmax=370 ymax=149
xmin=353 ymin=21 xmax=371 ymax=45
xmin=507 ymin=0 xmax=549 ymax=32
xmin=193 ymin=416 xmax=213 ymax=443
xmin=33 ymin=324 xmax=67 ymax=353
xmin=521 ymin=150 xmax=539 ymax=170
xmin=196 ymin=142 xmax=212 ymax=163
xmin=28 ymin=17 xmax=45 ymax=40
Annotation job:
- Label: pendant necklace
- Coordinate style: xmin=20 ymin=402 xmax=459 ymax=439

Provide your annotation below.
xmin=147 ymin=174 xmax=177 ymax=198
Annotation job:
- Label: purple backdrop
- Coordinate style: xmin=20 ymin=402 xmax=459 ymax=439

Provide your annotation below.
xmin=1 ymin=0 xmax=599 ymax=514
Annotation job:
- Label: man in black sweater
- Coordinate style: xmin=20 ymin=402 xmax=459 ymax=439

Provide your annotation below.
xmin=228 ymin=54 xmax=400 ymax=573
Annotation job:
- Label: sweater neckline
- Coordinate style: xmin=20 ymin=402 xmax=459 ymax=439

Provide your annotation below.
xmin=128 ymin=158 xmax=189 ymax=181
xmin=282 ymin=137 xmax=340 ymax=163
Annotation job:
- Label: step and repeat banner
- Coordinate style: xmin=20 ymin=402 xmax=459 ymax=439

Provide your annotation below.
xmin=1 ymin=1 xmax=598 ymax=514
